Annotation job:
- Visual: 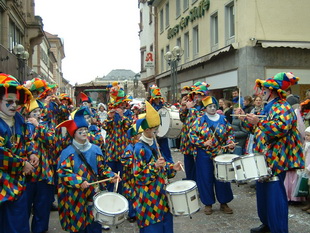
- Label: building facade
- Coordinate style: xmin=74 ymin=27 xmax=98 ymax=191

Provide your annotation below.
xmin=144 ymin=0 xmax=310 ymax=102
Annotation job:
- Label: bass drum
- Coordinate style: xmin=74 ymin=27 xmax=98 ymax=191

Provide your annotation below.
xmin=157 ymin=108 xmax=183 ymax=139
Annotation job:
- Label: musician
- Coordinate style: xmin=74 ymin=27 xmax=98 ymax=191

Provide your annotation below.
xmin=56 ymin=109 xmax=120 ymax=233
xmin=102 ymin=86 xmax=132 ymax=192
xmin=179 ymin=82 xmax=210 ymax=181
xmin=149 ymin=84 xmax=173 ymax=163
xmin=0 ymin=73 xmax=38 ymax=233
xmin=24 ymin=98 xmax=56 ymax=233
xmin=189 ymin=96 xmax=235 ymax=215
xmin=236 ymin=72 xmax=304 ymax=233
xmin=133 ymin=101 xmax=182 ymax=232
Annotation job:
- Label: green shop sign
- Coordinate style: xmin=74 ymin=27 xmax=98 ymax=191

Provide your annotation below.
xmin=167 ymin=0 xmax=210 ymax=39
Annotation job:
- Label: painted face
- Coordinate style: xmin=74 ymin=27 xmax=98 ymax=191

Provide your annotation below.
xmin=0 ymin=93 xmax=20 ymax=117
xmin=262 ymin=87 xmax=271 ymax=101
xmin=29 ymin=108 xmax=41 ymax=121
xmin=84 ymin=114 xmax=91 ymax=126
xmin=305 ymin=132 xmax=310 ymax=142
xmin=74 ymin=127 xmax=88 ymax=142
xmin=206 ymin=104 xmax=217 ymax=115
xmin=61 ymin=100 xmax=69 ymax=106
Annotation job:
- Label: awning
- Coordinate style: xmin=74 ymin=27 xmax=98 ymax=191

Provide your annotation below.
xmin=257 ymin=40 xmax=310 ymax=49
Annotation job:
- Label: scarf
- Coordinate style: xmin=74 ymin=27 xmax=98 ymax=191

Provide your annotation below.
xmin=0 ymin=110 xmax=15 ymax=128
xmin=205 ymin=112 xmax=220 ymax=122
xmin=72 ymin=139 xmax=91 ymax=152
xmin=140 ymin=133 xmax=154 ymax=146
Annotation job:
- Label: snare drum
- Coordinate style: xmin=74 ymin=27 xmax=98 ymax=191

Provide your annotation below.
xmin=92 ymin=192 xmax=129 ymax=226
xmin=213 ymin=154 xmax=240 ymax=182
xmin=157 ymin=108 xmax=183 ymax=139
xmin=232 ymin=154 xmax=271 ymax=182
xmin=166 ymin=180 xmax=200 ymax=216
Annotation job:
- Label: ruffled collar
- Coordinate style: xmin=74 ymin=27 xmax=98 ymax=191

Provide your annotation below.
xmin=72 ymin=139 xmax=91 ymax=152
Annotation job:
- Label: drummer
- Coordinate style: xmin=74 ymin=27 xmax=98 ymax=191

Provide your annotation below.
xmin=235 ymin=72 xmax=304 ymax=233
xmin=189 ymin=96 xmax=236 ymax=215
xmin=133 ymin=101 xmax=182 ymax=233
xmin=149 ymin=84 xmax=173 ymax=163
xmin=56 ymin=108 xmax=120 ymax=233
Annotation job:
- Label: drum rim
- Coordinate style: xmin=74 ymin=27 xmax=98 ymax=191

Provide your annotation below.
xmin=93 ymin=192 xmax=129 ymax=214
xmin=166 ymin=180 xmax=197 ymax=193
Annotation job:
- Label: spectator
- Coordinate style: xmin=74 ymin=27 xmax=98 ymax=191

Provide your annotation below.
xmin=243 ymin=96 xmax=254 ymax=114
xmin=223 ymin=99 xmax=233 ymax=124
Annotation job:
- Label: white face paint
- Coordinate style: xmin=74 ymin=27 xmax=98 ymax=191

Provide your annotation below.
xmin=74 ymin=127 xmax=88 ymax=143
xmin=84 ymin=114 xmax=91 ymax=126
xmin=0 ymin=93 xmax=19 ymax=117
xmin=29 ymin=108 xmax=41 ymax=121
xmin=206 ymin=104 xmax=217 ymax=115
xmin=262 ymin=87 xmax=271 ymax=102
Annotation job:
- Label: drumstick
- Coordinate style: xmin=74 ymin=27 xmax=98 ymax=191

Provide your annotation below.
xmin=230 ymin=114 xmax=267 ymax=118
xmin=221 ymin=142 xmax=239 ymax=149
xmin=238 ymin=88 xmax=241 ymax=109
xmin=180 ymin=163 xmax=185 ymax=172
xmin=88 ymin=177 xmax=114 ymax=186
xmin=153 ymin=134 xmax=163 ymax=159
xmin=114 ymin=171 xmax=120 ymax=193
xmin=210 ymin=123 xmax=220 ymax=140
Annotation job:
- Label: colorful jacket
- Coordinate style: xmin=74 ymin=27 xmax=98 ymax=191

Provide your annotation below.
xmin=133 ymin=140 xmax=176 ymax=228
xmin=57 ymin=144 xmax=114 ymax=232
xmin=189 ymin=114 xmax=235 ymax=157
xmin=241 ymin=98 xmax=304 ymax=175
xmin=0 ymin=112 xmax=36 ymax=203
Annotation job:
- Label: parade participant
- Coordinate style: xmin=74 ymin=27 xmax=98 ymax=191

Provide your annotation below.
xmin=149 ymin=84 xmax=173 ymax=163
xmin=179 ymin=82 xmax=209 ymax=181
xmin=133 ymin=101 xmax=182 ymax=233
xmin=24 ymin=77 xmax=49 ymax=99
xmin=96 ymin=103 xmax=108 ymax=142
xmin=301 ymin=126 xmax=310 ymax=213
xmin=58 ymin=93 xmax=73 ymax=123
xmin=77 ymin=92 xmax=96 ymax=117
xmin=189 ymin=96 xmax=235 ymax=215
xmin=131 ymin=103 xmax=142 ymax=122
xmin=0 ymin=73 xmax=38 ymax=233
xmin=102 ymin=84 xmax=132 ymax=192
xmin=120 ymin=124 xmax=143 ymax=223
xmin=24 ymin=98 xmax=56 ymax=233
xmin=56 ymin=109 xmax=120 ymax=233
xmin=236 ymin=72 xmax=304 ymax=233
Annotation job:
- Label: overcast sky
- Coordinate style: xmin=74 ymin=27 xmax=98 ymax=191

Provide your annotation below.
xmin=35 ymin=0 xmax=141 ymax=85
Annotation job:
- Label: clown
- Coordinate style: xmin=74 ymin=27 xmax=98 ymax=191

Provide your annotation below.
xmin=236 ymin=72 xmax=304 ymax=233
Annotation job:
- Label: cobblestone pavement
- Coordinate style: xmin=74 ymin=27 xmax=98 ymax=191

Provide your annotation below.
xmin=46 ymin=151 xmax=310 ymax=233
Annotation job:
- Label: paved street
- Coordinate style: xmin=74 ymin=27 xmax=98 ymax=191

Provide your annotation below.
xmin=46 ymin=151 xmax=310 ymax=233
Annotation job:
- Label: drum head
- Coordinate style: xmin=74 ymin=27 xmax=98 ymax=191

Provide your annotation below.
xmin=157 ymin=108 xmax=171 ymax=137
xmin=166 ymin=180 xmax=196 ymax=193
xmin=214 ymin=154 xmax=239 ymax=162
xmin=94 ymin=192 xmax=128 ymax=214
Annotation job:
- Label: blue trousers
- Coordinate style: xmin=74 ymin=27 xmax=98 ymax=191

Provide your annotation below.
xmin=157 ymin=137 xmax=173 ymax=163
xmin=256 ymin=172 xmax=288 ymax=233
xmin=0 ymin=191 xmax=30 ymax=233
xmin=25 ymin=180 xmax=54 ymax=233
xmin=128 ymin=199 xmax=136 ymax=218
xmin=106 ymin=161 xmax=123 ymax=192
xmin=140 ymin=211 xmax=173 ymax=233
xmin=195 ymin=148 xmax=233 ymax=206
xmin=183 ymin=153 xmax=196 ymax=181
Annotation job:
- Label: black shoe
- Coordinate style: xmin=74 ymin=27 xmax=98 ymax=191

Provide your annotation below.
xmin=51 ymin=203 xmax=58 ymax=211
xmin=250 ymin=224 xmax=270 ymax=233
xmin=127 ymin=216 xmax=136 ymax=223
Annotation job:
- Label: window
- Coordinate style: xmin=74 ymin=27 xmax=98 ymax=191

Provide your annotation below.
xmin=184 ymin=32 xmax=190 ymax=61
xmin=183 ymin=0 xmax=189 ymax=11
xmin=9 ymin=20 xmax=22 ymax=51
xmin=160 ymin=9 xmax=164 ymax=32
xmin=211 ymin=12 xmax=219 ymax=51
xmin=149 ymin=6 xmax=153 ymax=24
xmin=193 ymin=26 xmax=199 ymax=56
xmin=176 ymin=37 xmax=181 ymax=48
xmin=160 ymin=48 xmax=164 ymax=72
xmin=225 ymin=1 xmax=235 ymax=45
xmin=140 ymin=47 xmax=146 ymax=71
xmin=166 ymin=45 xmax=170 ymax=70
xmin=165 ymin=2 xmax=169 ymax=28
xmin=176 ymin=0 xmax=181 ymax=18
xmin=192 ymin=0 xmax=198 ymax=4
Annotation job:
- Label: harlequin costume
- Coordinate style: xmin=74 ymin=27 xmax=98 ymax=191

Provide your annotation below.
xmin=56 ymin=110 xmax=115 ymax=233
xmin=0 ymin=73 xmax=35 ymax=233
xmin=102 ymin=84 xmax=132 ymax=192
xmin=133 ymin=101 xmax=176 ymax=232
xmin=189 ymin=96 xmax=235 ymax=214
xmin=242 ymin=72 xmax=304 ymax=233
xmin=149 ymin=85 xmax=173 ymax=163
xmin=24 ymin=98 xmax=56 ymax=233
xmin=179 ymin=82 xmax=209 ymax=181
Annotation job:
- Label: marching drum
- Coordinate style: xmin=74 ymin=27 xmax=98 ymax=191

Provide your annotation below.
xmin=92 ymin=192 xmax=129 ymax=226
xmin=213 ymin=154 xmax=240 ymax=182
xmin=157 ymin=108 xmax=183 ymax=139
xmin=166 ymin=180 xmax=200 ymax=217
xmin=232 ymin=154 xmax=271 ymax=182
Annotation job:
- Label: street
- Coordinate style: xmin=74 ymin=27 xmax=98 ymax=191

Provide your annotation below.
xmin=46 ymin=150 xmax=310 ymax=233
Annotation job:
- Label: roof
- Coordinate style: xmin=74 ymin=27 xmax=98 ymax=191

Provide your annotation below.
xmin=104 ymin=69 xmax=136 ymax=81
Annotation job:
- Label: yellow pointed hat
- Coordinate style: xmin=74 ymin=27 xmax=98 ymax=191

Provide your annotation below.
xmin=136 ymin=101 xmax=160 ymax=130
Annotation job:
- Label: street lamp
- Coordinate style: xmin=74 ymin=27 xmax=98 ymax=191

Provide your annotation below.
xmin=124 ymin=79 xmax=128 ymax=94
xmin=134 ymin=73 xmax=140 ymax=98
xmin=13 ymin=44 xmax=29 ymax=83
xmin=164 ymin=46 xmax=184 ymax=103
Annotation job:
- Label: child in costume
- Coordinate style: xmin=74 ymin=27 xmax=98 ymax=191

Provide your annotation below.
xmin=133 ymin=101 xmax=182 ymax=233
xmin=56 ymin=108 xmax=120 ymax=233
